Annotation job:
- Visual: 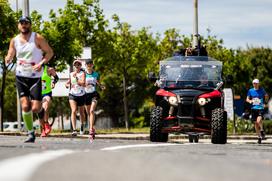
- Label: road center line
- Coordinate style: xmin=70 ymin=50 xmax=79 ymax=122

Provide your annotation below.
xmin=0 ymin=149 xmax=74 ymax=181
xmin=101 ymin=143 xmax=183 ymax=151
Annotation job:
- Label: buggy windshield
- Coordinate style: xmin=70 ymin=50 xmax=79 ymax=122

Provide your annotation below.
xmin=158 ymin=56 xmax=222 ymax=89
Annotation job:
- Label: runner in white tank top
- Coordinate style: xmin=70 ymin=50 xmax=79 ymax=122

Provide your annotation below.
xmin=5 ymin=16 xmax=54 ymax=143
xmin=14 ymin=32 xmax=43 ymax=78
xmin=65 ymin=59 xmax=86 ymax=136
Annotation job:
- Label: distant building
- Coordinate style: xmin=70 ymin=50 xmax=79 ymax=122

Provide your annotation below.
xmin=52 ymin=47 xmax=91 ymax=97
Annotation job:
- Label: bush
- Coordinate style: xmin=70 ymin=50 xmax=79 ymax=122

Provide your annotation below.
xmin=263 ymin=120 xmax=272 ymax=134
xmin=227 ymin=117 xmax=254 ymax=134
xmin=228 ymin=117 xmax=272 ymax=134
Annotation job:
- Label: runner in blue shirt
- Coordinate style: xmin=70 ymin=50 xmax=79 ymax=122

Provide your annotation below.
xmin=246 ymin=79 xmax=269 ymax=144
xmin=84 ymin=59 xmax=105 ymax=142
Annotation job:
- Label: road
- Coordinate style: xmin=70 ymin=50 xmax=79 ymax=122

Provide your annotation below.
xmin=0 ymin=135 xmax=272 ymax=181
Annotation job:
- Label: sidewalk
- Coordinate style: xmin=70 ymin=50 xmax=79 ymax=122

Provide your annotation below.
xmin=0 ymin=131 xmax=271 ymax=142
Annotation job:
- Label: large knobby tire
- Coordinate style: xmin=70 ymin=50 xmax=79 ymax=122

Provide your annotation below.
xmin=211 ymin=108 xmax=227 ymax=144
xmin=150 ymin=106 xmax=168 ymax=142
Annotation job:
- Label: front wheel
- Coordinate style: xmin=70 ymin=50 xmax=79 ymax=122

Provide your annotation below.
xmin=211 ymin=108 xmax=227 ymax=144
xmin=150 ymin=106 xmax=168 ymax=142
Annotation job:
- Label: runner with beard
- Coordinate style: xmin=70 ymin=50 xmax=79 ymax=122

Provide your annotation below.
xmin=5 ymin=16 xmax=53 ymax=143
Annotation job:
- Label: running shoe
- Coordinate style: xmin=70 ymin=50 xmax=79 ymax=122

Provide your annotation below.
xmin=261 ymin=130 xmax=266 ymax=140
xmin=80 ymin=124 xmax=84 ymax=135
xmin=258 ymin=137 xmax=262 ymax=144
xmin=44 ymin=122 xmax=52 ymax=136
xmin=40 ymin=128 xmax=46 ymax=137
xmin=89 ymin=129 xmax=95 ymax=143
xmin=24 ymin=131 xmax=36 ymax=143
xmin=72 ymin=130 xmax=77 ymax=137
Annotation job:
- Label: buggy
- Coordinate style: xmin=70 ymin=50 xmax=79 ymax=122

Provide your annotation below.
xmin=149 ymin=56 xmax=227 ymax=144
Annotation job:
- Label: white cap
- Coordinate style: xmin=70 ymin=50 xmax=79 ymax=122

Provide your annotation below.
xmin=252 ymin=79 xmax=259 ymax=84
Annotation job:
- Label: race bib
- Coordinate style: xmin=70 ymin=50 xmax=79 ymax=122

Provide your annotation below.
xmin=72 ymin=85 xmax=81 ymax=94
xmin=252 ymin=98 xmax=261 ymax=105
xmin=71 ymin=77 xmax=77 ymax=84
xmin=86 ymin=84 xmax=95 ymax=93
xmin=42 ymin=81 xmax=46 ymax=91
xmin=18 ymin=63 xmax=34 ymax=77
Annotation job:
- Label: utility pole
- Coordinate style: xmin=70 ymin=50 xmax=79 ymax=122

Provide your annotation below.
xmin=22 ymin=0 xmax=30 ymax=16
xmin=193 ymin=0 xmax=200 ymax=52
xmin=16 ymin=0 xmax=18 ymax=13
xmin=17 ymin=0 xmax=30 ymax=130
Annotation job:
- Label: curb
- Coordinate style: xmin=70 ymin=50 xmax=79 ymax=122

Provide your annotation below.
xmin=0 ymin=132 xmax=271 ymax=141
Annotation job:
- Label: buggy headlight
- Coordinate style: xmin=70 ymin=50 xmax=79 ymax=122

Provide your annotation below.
xmin=168 ymin=96 xmax=178 ymax=106
xmin=198 ymin=98 xmax=207 ymax=106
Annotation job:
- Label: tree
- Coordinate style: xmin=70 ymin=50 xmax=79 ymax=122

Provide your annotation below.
xmin=93 ymin=15 xmax=159 ymax=129
xmin=0 ymin=72 xmax=17 ymax=121
xmin=41 ymin=0 xmax=108 ymax=70
xmin=230 ymin=47 xmax=272 ymax=98
xmin=0 ymin=0 xmax=17 ymax=131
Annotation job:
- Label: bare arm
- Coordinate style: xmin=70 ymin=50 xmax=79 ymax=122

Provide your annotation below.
xmin=246 ymin=96 xmax=252 ymax=104
xmin=48 ymin=67 xmax=59 ymax=89
xmin=77 ymin=72 xmax=85 ymax=86
xmin=65 ymin=78 xmax=71 ymax=89
xmin=265 ymin=93 xmax=269 ymax=103
xmin=5 ymin=38 xmax=16 ymax=64
xmin=33 ymin=34 xmax=54 ymax=71
xmin=96 ymin=80 xmax=106 ymax=90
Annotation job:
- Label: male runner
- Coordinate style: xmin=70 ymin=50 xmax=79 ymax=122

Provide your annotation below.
xmin=5 ymin=16 xmax=53 ymax=142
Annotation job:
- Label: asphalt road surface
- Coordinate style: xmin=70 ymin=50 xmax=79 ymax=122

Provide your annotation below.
xmin=0 ymin=135 xmax=272 ymax=181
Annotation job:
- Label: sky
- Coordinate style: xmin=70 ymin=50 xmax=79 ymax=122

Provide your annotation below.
xmin=8 ymin=0 xmax=272 ymax=49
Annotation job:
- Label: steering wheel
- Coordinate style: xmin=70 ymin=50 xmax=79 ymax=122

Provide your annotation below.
xmin=197 ymin=84 xmax=210 ymax=88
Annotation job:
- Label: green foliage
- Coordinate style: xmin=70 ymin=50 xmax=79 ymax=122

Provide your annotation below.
xmin=130 ymin=98 xmax=154 ymax=128
xmin=49 ymin=97 xmax=70 ymax=118
xmin=228 ymin=118 xmax=272 ymax=135
xmin=94 ymin=15 xmax=159 ymax=127
xmin=0 ymin=0 xmax=17 ymax=58
xmin=40 ymin=0 xmax=108 ymax=69
xmin=227 ymin=118 xmax=254 ymax=134
xmin=0 ymin=72 xmax=17 ymax=121
xmin=263 ymin=120 xmax=272 ymax=134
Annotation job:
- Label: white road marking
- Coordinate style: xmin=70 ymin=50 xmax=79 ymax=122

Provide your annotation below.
xmin=101 ymin=143 xmax=183 ymax=151
xmin=0 ymin=149 xmax=74 ymax=181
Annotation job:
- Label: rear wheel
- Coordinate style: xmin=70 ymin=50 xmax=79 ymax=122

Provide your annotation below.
xmin=211 ymin=108 xmax=227 ymax=144
xmin=150 ymin=106 xmax=168 ymax=142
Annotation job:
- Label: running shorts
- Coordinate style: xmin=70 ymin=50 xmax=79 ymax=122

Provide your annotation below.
xmin=16 ymin=76 xmax=42 ymax=101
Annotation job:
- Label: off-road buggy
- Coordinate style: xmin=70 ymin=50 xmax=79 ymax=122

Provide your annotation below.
xmin=149 ymin=55 xmax=227 ymax=144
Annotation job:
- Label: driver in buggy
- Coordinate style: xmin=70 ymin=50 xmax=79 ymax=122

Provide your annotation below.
xmin=199 ymin=72 xmax=209 ymax=86
xmin=198 ymin=72 xmax=214 ymax=88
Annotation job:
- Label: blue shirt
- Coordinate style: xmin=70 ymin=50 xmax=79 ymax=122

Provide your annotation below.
xmin=85 ymin=71 xmax=100 ymax=93
xmin=247 ymin=88 xmax=266 ymax=110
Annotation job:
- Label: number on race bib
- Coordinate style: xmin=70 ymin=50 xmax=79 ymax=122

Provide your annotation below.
xmin=252 ymin=98 xmax=261 ymax=105
xmin=86 ymin=84 xmax=95 ymax=93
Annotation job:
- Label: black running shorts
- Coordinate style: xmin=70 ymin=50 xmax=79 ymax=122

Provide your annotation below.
xmin=16 ymin=76 xmax=42 ymax=101
xmin=251 ymin=109 xmax=264 ymax=122
xmin=69 ymin=94 xmax=85 ymax=107
xmin=85 ymin=92 xmax=100 ymax=105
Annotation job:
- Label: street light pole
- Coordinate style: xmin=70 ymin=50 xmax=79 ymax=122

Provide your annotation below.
xmin=193 ymin=0 xmax=199 ymax=51
xmin=16 ymin=0 xmax=18 ymax=13
xmin=17 ymin=0 xmax=30 ymax=130
xmin=22 ymin=0 xmax=30 ymax=16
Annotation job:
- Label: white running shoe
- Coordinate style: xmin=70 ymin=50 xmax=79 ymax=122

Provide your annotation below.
xmin=72 ymin=130 xmax=77 ymax=137
xmin=80 ymin=130 xmax=84 ymax=135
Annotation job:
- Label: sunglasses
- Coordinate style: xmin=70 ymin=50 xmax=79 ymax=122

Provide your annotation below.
xmin=19 ymin=21 xmax=30 ymax=25
xmin=74 ymin=63 xmax=81 ymax=67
